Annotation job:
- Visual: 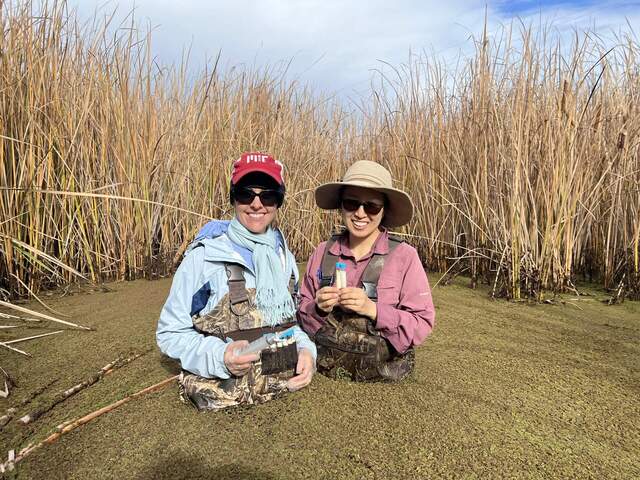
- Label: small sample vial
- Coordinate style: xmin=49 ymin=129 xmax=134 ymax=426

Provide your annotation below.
xmin=335 ymin=262 xmax=347 ymax=289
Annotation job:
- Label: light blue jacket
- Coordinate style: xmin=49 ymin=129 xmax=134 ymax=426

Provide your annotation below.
xmin=156 ymin=221 xmax=316 ymax=379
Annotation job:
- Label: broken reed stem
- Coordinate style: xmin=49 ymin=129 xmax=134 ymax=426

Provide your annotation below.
xmin=0 ymin=367 xmax=16 ymax=399
xmin=0 ymin=301 xmax=91 ymax=330
xmin=1 ymin=375 xmax=179 ymax=473
xmin=0 ymin=341 xmax=31 ymax=357
xmin=18 ymin=352 xmax=145 ymax=425
xmin=4 ymin=331 xmax=63 ymax=345
xmin=0 ymin=378 xmax=58 ymax=431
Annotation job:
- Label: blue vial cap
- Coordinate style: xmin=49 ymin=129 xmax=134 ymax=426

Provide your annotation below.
xmin=335 ymin=262 xmax=346 ymax=270
xmin=278 ymin=327 xmax=295 ymax=340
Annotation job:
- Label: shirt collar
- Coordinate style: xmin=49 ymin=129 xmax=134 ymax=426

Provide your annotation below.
xmin=328 ymin=228 xmax=389 ymax=260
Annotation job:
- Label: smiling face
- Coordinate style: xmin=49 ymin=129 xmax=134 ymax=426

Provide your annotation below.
xmin=232 ymin=172 xmax=282 ymax=234
xmin=340 ymin=186 xmax=386 ymax=242
xmin=234 ymin=187 xmax=278 ymax=234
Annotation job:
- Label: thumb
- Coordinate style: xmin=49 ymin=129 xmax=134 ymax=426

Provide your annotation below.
xmin=231 ymin=340 xmax=249 ymax=355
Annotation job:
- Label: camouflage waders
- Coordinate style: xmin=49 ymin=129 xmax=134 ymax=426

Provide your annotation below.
xmin=180 ymin=264 xmax=298 ymax=410
xmin=314 ymin=234 xmax=415 ymax=382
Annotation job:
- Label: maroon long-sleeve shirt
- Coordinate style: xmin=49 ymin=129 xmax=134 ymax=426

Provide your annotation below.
xmin=297 ymin=230 xmax=435 ymax=353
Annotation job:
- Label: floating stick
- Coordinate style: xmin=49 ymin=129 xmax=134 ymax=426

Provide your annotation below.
xmin=0 ymin=368 xmax=16 ymax=399
xmin=0 ymin=341 xmax=31 ymax=357
xmin=0 ymin=378 xmax=58 ymax=431
xmin=0 ymin=301 xmax=91 ymax=330
xmin=1 ymin=375 xmax=178 ymax=473
xmin=18 ymin=352 xmax=145 ymax=425
xmin=4 ymin=331 xmax=63 ymax=345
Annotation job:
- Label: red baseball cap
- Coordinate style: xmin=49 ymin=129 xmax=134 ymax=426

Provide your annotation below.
xmin=231 ymin=152 xmax=284 ymax=187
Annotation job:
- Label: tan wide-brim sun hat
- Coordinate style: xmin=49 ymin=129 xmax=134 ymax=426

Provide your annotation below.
xmin=315 ymin=160 xmax=414 ymax=228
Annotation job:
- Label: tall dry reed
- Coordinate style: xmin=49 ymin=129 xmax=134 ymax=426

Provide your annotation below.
xmin=1 ymin=1 xmax=638 ymax=301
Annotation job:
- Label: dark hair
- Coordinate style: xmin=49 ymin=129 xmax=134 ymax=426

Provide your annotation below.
xmin=229 ymin=172 xmax=285 ymax=207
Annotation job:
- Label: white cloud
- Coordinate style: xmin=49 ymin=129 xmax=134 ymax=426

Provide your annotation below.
xmin=65 ymin=0 xmax=638 ymax=98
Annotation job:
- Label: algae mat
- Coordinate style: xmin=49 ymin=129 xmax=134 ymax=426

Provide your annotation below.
xmin=1 ymin=277 xmax=639 ymax=479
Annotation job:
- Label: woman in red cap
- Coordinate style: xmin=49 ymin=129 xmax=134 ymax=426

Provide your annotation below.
xmin=298 ymin=160 xmax=435 ymax=381
xmin=157 ymin=152 xmax=316 ymax=410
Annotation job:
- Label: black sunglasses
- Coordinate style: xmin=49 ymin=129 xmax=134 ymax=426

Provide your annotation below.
xmin=341 ymin=198 xmax=384 ymax=215
xmin=234 ymin=187 xmax=283 ymax=207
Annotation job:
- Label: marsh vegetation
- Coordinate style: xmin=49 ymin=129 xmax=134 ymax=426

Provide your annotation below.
xmin=1 ymin=277 xmax=638 ymax=478
xmin=0 ymin=1 xmax=638 ymax=302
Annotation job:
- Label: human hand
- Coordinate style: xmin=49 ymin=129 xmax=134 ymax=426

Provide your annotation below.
xmin=338 ymin=287 xmax=377 ymax=320
xmin=223 ymin=340 xmax=260 ymax=377
xmin=286 ymin=348 xmax=315 ymax=392
xmin=315 ymin=286 xmax=340 ymax=313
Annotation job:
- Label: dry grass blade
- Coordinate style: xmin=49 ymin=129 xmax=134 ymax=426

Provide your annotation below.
xmin=9 ymin=273 xmax=70 ymax=318
xmin=0 ymin=341 xmax=31 ymax=357
xmin=3 ymin=331 xmax=63 ymax=345
xmin=0 ymin=301 xmax=91 ymax=330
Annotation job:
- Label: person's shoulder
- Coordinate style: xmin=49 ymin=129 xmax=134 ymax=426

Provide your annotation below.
xmin=388 ymin=236 xmax=420 ymax=262
xmin=313 ymin=240 xmax=331 ymax=257
xmin=316 ymin=239 xmax=330 ymax=250
xmin=182 ymin=241 xmax=207 ymax=262
xmin=302 ymin=240 xmax=330 ymax=269
xmin=194 ymin=220 xmax=230 ymax=241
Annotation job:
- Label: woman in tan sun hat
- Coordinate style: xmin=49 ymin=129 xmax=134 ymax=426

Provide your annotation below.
xmin=297 ymin=160 xmax=435 ymax=382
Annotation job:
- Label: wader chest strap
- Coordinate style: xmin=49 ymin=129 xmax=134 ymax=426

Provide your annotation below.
xmin=319 ymin=237 xmax=340 ymax=288
xmin=225 ymin=263 xmax=298 ymax=306
xmin=319 ymin=235 xmax=403 ymax=299
xmin=225 ymin=264 xmax=248 ymax=305
xmin=361 ymin=236 xmax=402 ymax=299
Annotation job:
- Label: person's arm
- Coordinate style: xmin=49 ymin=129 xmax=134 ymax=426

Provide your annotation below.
xmin=281 ymin=245 xmax=317 ymax=361
xmin=374 ymin=246 xmax=435 ymax=354
xmin=156 ymin=248 xmax=232 ymax=379
xmin=296 ymin=243 xmax=329 ymax=336
xmin=292 ymin=325 xmax=317 ymax=361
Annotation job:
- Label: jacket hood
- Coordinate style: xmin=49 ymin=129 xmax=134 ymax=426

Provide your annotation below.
xmin=186 ymin=220 xmax=296 ymax=279
xmin=186 ymin=220 xmax=252 ymax=272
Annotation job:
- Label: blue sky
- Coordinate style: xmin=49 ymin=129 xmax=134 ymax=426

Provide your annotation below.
xmin=67 ymin=1 xmax=639 ymax=99
xmin=496 ymin=0 xmax=640 ymax=15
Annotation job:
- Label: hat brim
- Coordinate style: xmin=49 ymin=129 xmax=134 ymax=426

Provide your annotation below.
xmin=315 ymin=180 xmax=414 ymax=228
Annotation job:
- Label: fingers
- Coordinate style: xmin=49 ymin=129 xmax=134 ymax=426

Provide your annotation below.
xmin=338 ymin=289 xmax=376 ymax=318
xmin=316 ymin=286 xmax=340 ymax=313
xmin=287 ymin=350 xmax=315 ymax=392
xmin=224 ymin=341 xmax=259 ymax=376
xmin=320 ymin=286 xmax=340 ymax=295
xmin=234 ymin=351 xmax=261 ymax=364
xmin=338 ymin=289 xmax=365 ymax=310
xmin=287 ymin=365 xmax=313 ymax=391
xmin=287 ymin=371 xmax=312 ymax=391
xmin=338 ymin=287 xmax=366 ymax=300
xmin=296 ymin=349 xmax=314 ymax=374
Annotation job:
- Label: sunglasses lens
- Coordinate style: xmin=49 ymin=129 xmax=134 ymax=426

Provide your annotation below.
xmin=341 ymin=199 xmax=361 ymax=211
xmin=258 ymin=191 xmax=280 ymax=207
xmin=234 ymin=188 xmax=256 ymax=205
xmin=363 ymin=203 xmax=383 ymax=215
xmin=235 ymin=188 xmax=281 ymax=206
xmin=341 ymin=198 xmax=383 ymax=215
